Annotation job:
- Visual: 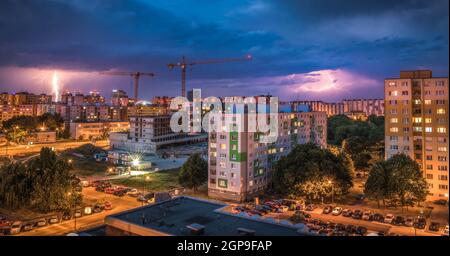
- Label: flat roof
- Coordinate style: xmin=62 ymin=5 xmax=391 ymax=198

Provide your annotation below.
xmin=105 ymin=196 xmax=303 ymax=236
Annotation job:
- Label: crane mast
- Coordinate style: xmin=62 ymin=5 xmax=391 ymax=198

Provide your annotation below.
xmin=167 ymin=54 xmax=252 ymax=97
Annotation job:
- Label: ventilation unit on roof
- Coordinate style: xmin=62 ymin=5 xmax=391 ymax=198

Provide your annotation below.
xmin=237 ymin=227 xmax=255 ymax=236
xmin=186 ymin=223 xmax=205 ymax=235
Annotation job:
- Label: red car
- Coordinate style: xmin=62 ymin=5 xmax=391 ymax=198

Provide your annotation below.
xmin=105 ymin=187 xmax=116 ymax=194
xmin=104 ymin=201 xmax=112 ymax=210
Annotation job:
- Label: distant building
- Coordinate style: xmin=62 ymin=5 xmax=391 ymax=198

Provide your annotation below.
xmin=286 ymin=98 xmax=384 ymax=117
xmin=26 ymin=131 xmax=57 ymax=144
xmin=385 ymin=70 xmax=449 ymax=201
xmin=111 ymin=89 xmax=129 ymax=106
xmin=70 ymin=121 xmax=129 ymax=140
xmin=109 ymin=101 xmax=206 ymax=154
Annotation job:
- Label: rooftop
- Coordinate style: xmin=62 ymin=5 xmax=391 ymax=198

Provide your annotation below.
xmin=105 ymin=196 xmax=304 ymax=236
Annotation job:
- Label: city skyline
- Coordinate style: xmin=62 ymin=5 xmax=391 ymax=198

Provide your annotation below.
xmin=0 ymin=0 xmax=448 ymax=101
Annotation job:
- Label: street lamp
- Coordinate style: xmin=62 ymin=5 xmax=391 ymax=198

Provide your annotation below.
xmin=328 ymin=180 xmax=334 ymax=205
xmin=68 ymin=192 xmax=77 ymax=233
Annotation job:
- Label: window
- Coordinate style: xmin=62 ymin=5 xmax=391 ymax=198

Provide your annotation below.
xmin=438 ymin=175 xmax=448 ymax=181
xmin=437 ymin=137 xmax=447 ymax=143
xmin=436 ymin=81 xmax=445 ymax=86
xmin=390 ymin=127 xmax=398 ymax=132
xmin=426 ymin=155 xmax=433 ymax=160
xmin=390 ymin=136 xmax=398 ymax=141
xmin=438 ymin=165 xmax=448 ymax=171
xmin=390 ymin=109 xmax=397 ymax=114
xmin=388 ymin=82 xmax=396 ymax=86
xmin=438 ymin=184 xmax=448 ymax=190
xmin=437 ymin=127 xmax=446 ymax=133
xmin=424 ymin=100 xmax=431 ymax=105
xmin=390 ymin=118 xmax=398 ymax=123
xmin=390 ymin=145 xmax=398 ymax=150
xmin=390 ymin=91 xmax=398 ymax=96
xmin=413 ymin=117 xmax=422 ymax=123
xmin=436 ymin=90 xmax=445 ymax=96
xmin=413 ymin=127 xmax=422 ymax=132
xmin=218 ymin=179 xmax=228 ymax=188
xmin=436 ymin=100 xmax=445 ymax=105
xmin=401 ymin=91 xmax=408 ymax=96
xmin=438 ymin=147 xmax=447 ymax=152
xmin=426 ymin=174 xmax=433 ymax=179
xmin=425 ymin=118 xmax=432 ymax=123
xmin=220 ymin=144 xmax=227 ymax=150
xmin=425 ymin=127 xmax=432 ymax=133
xmin=426 ymin=165 xmax=433 ymax=170
xmin=437 ymin=108 xmax=446 ymax=114
xmin=438 ymin=156 xmax=447 ymax=162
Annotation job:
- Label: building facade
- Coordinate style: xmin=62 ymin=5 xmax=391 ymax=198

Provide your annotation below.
xmin=70 ymin=121 xmax=130 ymax=140
xmin=208 ymin=110 xmax=327 ymax=202
xmin=385 ymin=70 xmax=449 ymax=200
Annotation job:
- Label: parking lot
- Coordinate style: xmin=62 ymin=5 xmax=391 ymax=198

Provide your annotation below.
xmin=1 ymin=186 xmax=142 ymax=236
xmin=223 ymin=199 xmax=448 ymax=236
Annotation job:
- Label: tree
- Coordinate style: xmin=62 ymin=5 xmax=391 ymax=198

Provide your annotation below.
xmin=273 ymin=143 xmax=353 ymax=202
xmin=178 ymin=153 xmax=208 ymax=191
xmin=364 ymin=154 xmax=428 ymax=209
xmin=0 ymin=147 xmax=82 ymax=212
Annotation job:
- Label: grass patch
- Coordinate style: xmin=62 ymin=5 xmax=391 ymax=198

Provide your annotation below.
xmin=110 ymin=168 xmax=181 ymax=192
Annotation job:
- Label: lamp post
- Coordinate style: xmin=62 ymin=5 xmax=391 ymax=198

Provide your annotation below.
xmin=328 ymin=180 xmax=334 ymax=205
xmin=68 ymin=192 xmax=77 ymax=233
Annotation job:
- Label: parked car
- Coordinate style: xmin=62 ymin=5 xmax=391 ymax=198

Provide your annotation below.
xmin=35 ymin=218 xmax=47 ymax=227
xmin=443 ymin=225 xmax=449 ymax=236
xmin=22 ymin=222 xmax=33 ymax=232
xmin=414 ymin=217 xmax=426 ymax=229
xmin=322 ymin=205 xmax=333 ymax=214
xmin=93 ymin=204 xmax=104 ymax=213
xmin=352 ymin=210 xmax=363 ymax=219
xmin=355 ymin=194 xmax=365 ymax=200
xmin=295 ymin=210 xmax=312 ymax=219
xmin=345 ymin=224 xmax=356 ymax=234
xmin=127 ymin=189 xmax=141 ymax=197
xmin=429 ymin=222 xmax=440 ymax=232
xmin=371 ymin=213 xmax=384 ymax=222
xmin=84 ymin=206 xmax=92 ymax=215
xmin=405 ymin=216 xmax=414 ymax=227
xmin=392 ymin=216 xmax=404 ymax=226
xmin=305 ymin=204 xmax=316 ymax=211
xmin=356 ymin=226 xmax=367 ymax=235
xmin=278 ymin=205 xmax=289 ymax=213
xmin=342 ymin=209 xmax=352 ymax=217
xmin=113 ymin=189 xmax=126 ymax=197
xmin=104 ymin=187 xmax=116 ymax=194
xmin=384 ymin=214 xmax=395 ymax=224
xmin=74 ymin=209 xmax=83 ymax=218
xmin=62 ymin=211 xmax=72 ymax=221
xmin=362 ymin=211 xmax=372 ymax=221
xmin=48 ymin=216 xmax=59 ymax=224
xmin=104 ymin=201 xmax=113 ymax=210
xmin=433 ymin=199 xmax=448 ymax=205
xmin=332 ymin=207 xmax=343 ymax=216
xmin=9 ymin=221 xmax=22 ymax=235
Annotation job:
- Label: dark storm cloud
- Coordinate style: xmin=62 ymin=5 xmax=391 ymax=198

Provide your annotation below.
xmin=0 ymin=0 xmax=448 ymax=99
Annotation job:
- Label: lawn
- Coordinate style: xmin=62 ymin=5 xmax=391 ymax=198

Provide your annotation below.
xmin=110 ymin=168 xmax=181 ymax=192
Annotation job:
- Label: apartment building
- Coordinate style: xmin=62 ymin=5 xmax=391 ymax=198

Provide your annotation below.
xmin=0 ymin=104 xmax=34 ymax=122
xmin=385 ymin=70 xmax=449 ymax=200
xmin=287 ymin=99 xmax=384 ymax=117
xmin=208 ymin=108 xmax=327 ymax=202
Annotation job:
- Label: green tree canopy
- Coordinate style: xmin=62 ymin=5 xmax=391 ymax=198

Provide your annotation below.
xmin=0 ymin=147 xmax=82 ymax=212
xmin=178 ymin=153 xmax=208 ymax=191
xmin=273 ymin=143 xmax=353 ymax=201
xmin=364 ymin=154 xmax=428 ymax=208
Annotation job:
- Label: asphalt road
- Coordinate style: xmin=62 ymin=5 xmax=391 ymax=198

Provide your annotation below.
xmin=17 ymin=187 xmax=141 ymax=236
xmin=1 ymin=140 xmax=109 ymax=157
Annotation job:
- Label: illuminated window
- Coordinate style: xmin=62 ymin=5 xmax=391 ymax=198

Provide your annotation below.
xmin=424 ymin=100 xmax=431 ymax=105
xmin=413 ymin=117 xmax=422 ymax=123
xmin=425 ymin=127 xmax=432 ymax=133
xmin=438 ymin=147 xmax=447 ymax=152
xmin=437 ymin=127 xmax=446 ymax=133
xmin=389 ymin=127 xmax=398 ymax=132
xmin=390 ymin=118 xmax=398 ymax=123
xmin=437 ymin=108 xmax=446 ymax=114
xmin=425 ymin=118 xmax=432 ymax=123
xmin=220 ymin=144 xmax=227 ymax=150
xmin=414 ymin=99 xmax=421 ymax=105
xmin=390 ymin=91 xmax=398 ymax=96
xmin=388 ymin=82 xmax=396 ymax=86
xmin=413 ymin=127 xmax=422 ymax=132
